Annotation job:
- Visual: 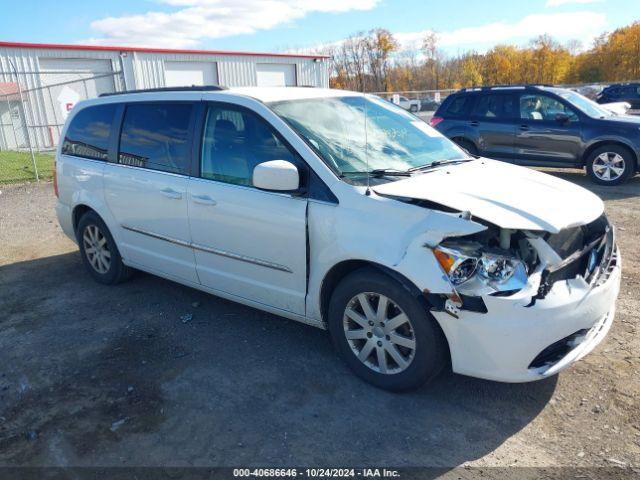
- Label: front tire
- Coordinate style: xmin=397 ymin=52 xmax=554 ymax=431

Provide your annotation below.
xmin=328 ymin=268 xmax=448 ymax=391
xmin=586 ymin=144 xmax=636 ymax=186
xmin=410 ymin=105 xmax=418 ymax=113
xmin=77 ymin=211 xmax=133 ymax=285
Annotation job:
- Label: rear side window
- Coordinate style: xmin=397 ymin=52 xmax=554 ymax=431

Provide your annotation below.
xmin=118 ymin=103 xmax=193 ymax=174
xmin=472 ymin=94 xmax=515 ymax=119
xmin=62 ymin=104 xmax=116 ymax=161
xmin=444 ymin=95 xmax=473 ymax=117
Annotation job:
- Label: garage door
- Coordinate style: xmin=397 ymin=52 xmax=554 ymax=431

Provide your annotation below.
xmin=165 ymin=61 xmax=218 ymax=87
xmin=38 ymin=58 xmax=115 ymax=97
xmin=38 ymin=57 xmax=116 ymax=143
xmin=256 ymin=64 xmax=296 ymax=87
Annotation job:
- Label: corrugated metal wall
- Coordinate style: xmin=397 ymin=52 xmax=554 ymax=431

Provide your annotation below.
xmin=0 ymin=46 xmax=123 ymax=149
xmin=0 ymin=44 xmax=329 ymax=150
xmin=129 ymin=52 xmax=327 ymax=89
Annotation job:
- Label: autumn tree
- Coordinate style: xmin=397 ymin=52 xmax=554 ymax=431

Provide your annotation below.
xmin=327 ymin=20 xmax=640 ymax=92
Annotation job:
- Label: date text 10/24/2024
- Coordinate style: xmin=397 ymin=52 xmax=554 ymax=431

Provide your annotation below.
xmin=233 ymin=469 xmax=401 ymax=478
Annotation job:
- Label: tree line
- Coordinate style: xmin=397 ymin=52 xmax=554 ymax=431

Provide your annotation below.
xmin=325 ymin=20 xmax=640 ymax=92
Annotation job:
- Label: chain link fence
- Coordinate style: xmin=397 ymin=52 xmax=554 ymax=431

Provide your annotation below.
xmin=1 ymin=77 xmax=637 ymax=184
xmin=0 ymin=69 xmax=124 ymax=184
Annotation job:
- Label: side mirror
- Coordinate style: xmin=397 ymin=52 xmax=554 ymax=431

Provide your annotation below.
xmin=555 ymin=113 xmax=571 ymax=124
xmin=253 ymin=160 xmax=300 ymax=192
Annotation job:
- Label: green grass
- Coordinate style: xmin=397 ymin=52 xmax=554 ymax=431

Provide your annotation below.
xmin=0 ymin=150 xmax=55 ymax=184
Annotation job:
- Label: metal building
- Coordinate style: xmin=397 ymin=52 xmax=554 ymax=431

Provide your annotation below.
xmin=0 ymin=41 xmax=329 ymax=151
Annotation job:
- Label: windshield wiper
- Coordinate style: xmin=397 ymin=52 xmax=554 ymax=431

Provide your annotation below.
xmin=408 ymin=158 xmax=473 ymax=172
xmin=340 ymin=168 xmax=412 ymax=178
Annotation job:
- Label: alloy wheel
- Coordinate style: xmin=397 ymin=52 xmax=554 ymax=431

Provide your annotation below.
xmin=343 ymin=292 xmax=416 ymax=374
xmin=592 ymin=152 xmax=626 ymax=182
xmin=82 ymin=224 xmax=111 ymax=274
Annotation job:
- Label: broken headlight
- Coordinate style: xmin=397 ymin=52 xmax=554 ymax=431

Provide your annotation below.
xmin=433 ymin=243 xmax=528 ymax=295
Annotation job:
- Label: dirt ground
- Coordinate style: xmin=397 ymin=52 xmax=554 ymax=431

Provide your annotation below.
xmin=0 ymin=169 xmax=638 ymax=474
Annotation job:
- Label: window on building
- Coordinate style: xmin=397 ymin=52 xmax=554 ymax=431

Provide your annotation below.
xmin=118 ymin=103 xmax=193 ymax=174
xmin=62 ymin=104 xmax=116 ymax=160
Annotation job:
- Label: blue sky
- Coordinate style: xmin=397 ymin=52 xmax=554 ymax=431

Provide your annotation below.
xmin=0 ymin=0 xmax=638 ymax=55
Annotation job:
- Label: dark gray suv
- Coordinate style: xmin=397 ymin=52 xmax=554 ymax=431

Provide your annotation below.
xmin=431 ymin=85 xmax=640 ymax=185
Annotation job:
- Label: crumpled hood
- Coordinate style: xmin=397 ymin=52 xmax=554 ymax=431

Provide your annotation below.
xmin=373 ymin=159 xmax=604 ymax=233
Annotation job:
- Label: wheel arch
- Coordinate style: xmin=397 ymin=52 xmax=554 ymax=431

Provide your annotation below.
xmin=319 ymin=259 xmax=434 ymax=325
xmin=451 ymin=136 xmax=478 ymax=153
xmin=319 ymin=259 xmax=452 ymax=367
xmin=582 ymin=140 xmax=638 ymax=170
xmin=72 ymin=204 xmax=97 ymax=234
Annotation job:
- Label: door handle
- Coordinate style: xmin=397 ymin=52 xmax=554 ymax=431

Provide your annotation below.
xmin=469 ymin=120 xmax=479 ymax=127
xmin=192 ymin=194 xmax=217 ymax=206
xmin=160 ymin=187 xmax=183 ymax=199
xmin=519 ymin=124 xmax=530 ymax=131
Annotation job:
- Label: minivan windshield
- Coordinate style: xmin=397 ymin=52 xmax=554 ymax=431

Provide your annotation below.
xmin=549 ymin=88 xmax=613 ymax=119
xmin=268 ymin=95 xmax=469 ymax=179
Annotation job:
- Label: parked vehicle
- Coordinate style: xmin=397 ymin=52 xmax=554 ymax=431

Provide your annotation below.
xmin=572 ymin=85 xmax=604 ymax=101
xmin=396 ymin=95 xmax=421 ymax=113
xmin=56 ymin=86 xmax=620 ymax=391
xmin=600 ymin=102 xmax=632 ymax=115
xmin=431 ymin=85 xmax=640 ymax=185
xmin=597 ymin=83 xmax=640 ymax=109
xmin=419 ymin=98 xmax=441 ymax=112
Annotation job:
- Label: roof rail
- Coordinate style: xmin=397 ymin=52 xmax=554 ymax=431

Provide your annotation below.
xmin=461 ymin=84 xmax=557 ymax=92
xmin=99 ymin=85 xmax=228 ymax=97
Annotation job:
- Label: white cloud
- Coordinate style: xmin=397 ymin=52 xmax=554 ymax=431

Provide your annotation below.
xmin=372 ymin=11 xmax=607 ymax=53
xmin=546 ymin=0 xmax=603 ymax=6
xmin=84 ymin=0 xmax=380 ymax=48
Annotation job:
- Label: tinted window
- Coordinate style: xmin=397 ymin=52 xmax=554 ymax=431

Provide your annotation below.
xmin=519 ymin=94 xmax=578 ymax=122
xmin=445 ymin=95 xmax=473 ymax=117
xmin=62 ymin=104 xmax=116 ymax=160
xmin=201 ymin=105 xmax=298 ymax=186
xmin=118 ymin=103 xmax=193 ymax=174
xmin=472 ymin=94 xmax=515 ymax=119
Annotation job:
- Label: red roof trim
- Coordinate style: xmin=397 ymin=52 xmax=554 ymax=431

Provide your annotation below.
xmin=0 ymin=40 xmax=330 ymax=59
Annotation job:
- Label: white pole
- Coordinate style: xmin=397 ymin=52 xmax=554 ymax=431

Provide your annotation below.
xmin=9 ymin=59 xmax=39 ymax=181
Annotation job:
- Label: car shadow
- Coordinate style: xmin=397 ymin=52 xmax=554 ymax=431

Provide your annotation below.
xmin=534 ymin=167 xmax=640 ymax=201
xmin=0 ymin=252 xmax=557 ymax=468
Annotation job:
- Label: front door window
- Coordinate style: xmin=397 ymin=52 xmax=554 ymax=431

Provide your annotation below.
xmin=519 ymin=94 xmax=578 ymax=122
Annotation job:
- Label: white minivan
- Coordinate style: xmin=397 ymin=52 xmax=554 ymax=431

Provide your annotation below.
xmin=55 ymin=86 xmax=620 ymax=391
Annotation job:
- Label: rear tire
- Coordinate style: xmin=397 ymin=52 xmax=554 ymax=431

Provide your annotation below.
xmin=586 ymin=144 xmax=635 ymax=186
xmin=77 ymin=211 xmax=133 ymax=285
xmin=328 ymin=268 xmax=448 ymax=391
xmin=453 ymin=138 xmax=478 ymax=156
xmin=410 ymin=105 xmax=418 ymax=113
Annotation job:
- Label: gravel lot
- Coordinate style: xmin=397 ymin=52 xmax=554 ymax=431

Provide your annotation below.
xmin=0 ymin=169 xmax=638 ymax=473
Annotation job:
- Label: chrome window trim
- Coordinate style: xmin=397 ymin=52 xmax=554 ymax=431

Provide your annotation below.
xmin=121 ymin=224 xmax=293 ymax=273
xmin=107 ymin=162 xmax=189 ymax=179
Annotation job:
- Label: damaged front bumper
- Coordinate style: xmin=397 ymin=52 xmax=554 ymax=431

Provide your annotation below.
xmin=430 ymin=245 xmax=621 ymax=383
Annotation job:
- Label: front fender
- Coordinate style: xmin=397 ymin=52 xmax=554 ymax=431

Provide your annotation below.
xmin=306 ymin=194 xmax=486 ymax=322
xmin=584 ymin=136 xmax=640 ymax=166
